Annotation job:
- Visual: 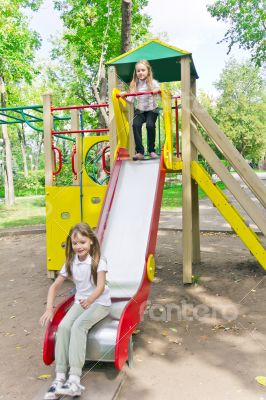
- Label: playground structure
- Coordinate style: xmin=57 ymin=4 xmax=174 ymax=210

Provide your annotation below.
xmin=41 ymin=39 xmax=266 ymax=370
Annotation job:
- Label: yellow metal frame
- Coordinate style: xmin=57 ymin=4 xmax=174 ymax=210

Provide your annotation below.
xmin=112 ymin=88 xmax=129 ymax=157
xmin=191 ymin=161 xmax=266 ymax=269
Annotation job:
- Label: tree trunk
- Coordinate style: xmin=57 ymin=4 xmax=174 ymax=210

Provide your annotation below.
xmin=121 ymin=0 xmax=132 ymax=53
xmin=17 ymin=124 xmax=28 ymax=177
xmin=35 ymin=131 xmax=44 ymax=170
xmin=0 ymin=76 xmax=15 ymax=206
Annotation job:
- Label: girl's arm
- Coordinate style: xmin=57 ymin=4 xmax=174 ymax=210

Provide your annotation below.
xmin=79 ymin=271 xmax=107 ymax=309
xmin=39 ymin=275 xmax=66 ymax=327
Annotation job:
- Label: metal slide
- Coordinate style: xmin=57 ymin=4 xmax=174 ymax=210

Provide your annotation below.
xmin=43 ymin=149 xmax=166 ymax=370
xmin=191 ymin=161 xmax=266 ymax=269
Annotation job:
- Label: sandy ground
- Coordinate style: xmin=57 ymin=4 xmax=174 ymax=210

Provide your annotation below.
xmin=0 ymin=231 xmax=266 ymax=400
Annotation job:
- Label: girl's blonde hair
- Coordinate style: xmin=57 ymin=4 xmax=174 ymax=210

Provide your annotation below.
xmin=65 ymin=223 xmax=100 ymax=285
xmin=129 ymin=59 xmax=154 ymax=92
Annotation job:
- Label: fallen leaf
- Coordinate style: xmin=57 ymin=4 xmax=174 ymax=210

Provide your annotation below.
xmin=37 ymin=374 xmax=52 ymax=380
xmin=255 ymin=376 xmax=266 ymax=386
xmin=133 ymin=329 xmax=140 ymax=335
xmin=170 ymin=328 xmax=177 ymax=333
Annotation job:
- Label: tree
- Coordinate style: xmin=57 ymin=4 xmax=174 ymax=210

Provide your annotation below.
xmin=0 ymin=0 xmax=41 ymax=204
xmin=214 ymin=58 xmax=266 ymax=163
xmin=207 ymin=0 xmax=266 ymax=67
xmin=121 ymin=0 xmax=132 ymax=53
xmin=52 ymin=0 xmax=150 ymax=126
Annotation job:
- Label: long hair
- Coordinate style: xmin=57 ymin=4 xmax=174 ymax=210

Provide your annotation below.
xmin=65 ymin=223 xmax=101 ymax=285
xmin=129 ymin=59 xmax=154 ymax=92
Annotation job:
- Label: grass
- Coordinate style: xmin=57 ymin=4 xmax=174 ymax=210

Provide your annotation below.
xmin=0 ymin=181 xmax=226 ymax=229
xmin=0 ymin=196 xmax=46 ymax=229
xmin=162 ymin=181 xmax=226 ymax=209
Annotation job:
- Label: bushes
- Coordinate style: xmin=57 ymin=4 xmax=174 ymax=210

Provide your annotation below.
xmin=0 ymin=170 xmax=45 ymax=198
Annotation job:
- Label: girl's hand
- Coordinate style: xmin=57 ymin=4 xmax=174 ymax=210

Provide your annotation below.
xmin=120 ymin=91 xmax=127 ymax=98
xmin=39 ymin=308 xmax=54 ymax=327
xmin=79 ymin=298 xmax=91 ymax=310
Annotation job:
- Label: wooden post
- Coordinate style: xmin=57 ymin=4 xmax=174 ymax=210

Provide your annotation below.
xmin=181 ymin=56 xmax=193 ymax=283
xmin=191 ymin=79 xmax=200 ymax=263
xmin=108 ymin=66 xmax=118 ymax=169
xmin=43 ymin=93 xmax=54 ymax=186
xmin=71 ymin=109 xmax=81 ymax=185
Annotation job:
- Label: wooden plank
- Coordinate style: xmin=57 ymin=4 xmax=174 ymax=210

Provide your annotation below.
xmin=108 ymin=66 xmax=119 ymax=170
xmin=43 ymin=93 xmax=54 ymax=186
xmin=191 ymin=79 xmax=200 ymax=263
xmin=192 ymin=96 xmax=266 ymax=209
xmin=191 ymin=123 xmax=266 ymax=236
xmin=181 ymin=56 xmax=193 ymax=283
xmin=71 ymin=109 xmax=81 ymax=185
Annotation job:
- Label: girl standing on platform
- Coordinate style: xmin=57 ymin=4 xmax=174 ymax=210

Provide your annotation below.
xmin=121 ymin=59 xmax=161 ymax=160
xmin=40 ymin=223 xmax=111 ymax=399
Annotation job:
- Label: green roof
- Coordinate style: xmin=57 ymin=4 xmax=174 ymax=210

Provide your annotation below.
xmin=106 ymin=39 xmax=199 ymax=83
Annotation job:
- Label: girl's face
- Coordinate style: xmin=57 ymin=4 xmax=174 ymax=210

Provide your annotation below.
xmin=71 ymin=232 xmax=92 ymax=261
xmin=136 ymin=63 xmax=149 ymax=81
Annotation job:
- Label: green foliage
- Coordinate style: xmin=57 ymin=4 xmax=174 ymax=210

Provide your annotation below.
xmin=0 ymin=170 xmax=45 ymax=197
xmin=0 ymin=0 xmax=41 ymax=85
xmin=207 ymin=0 xmax=266 ymax=66
xmin=214 ymin=58 xmax=266 ymax=163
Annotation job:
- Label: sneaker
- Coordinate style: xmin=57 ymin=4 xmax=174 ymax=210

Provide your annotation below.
xmin=149 ymin=152 xmax=158 ymax=159
xmin=44 ymin=380 xmax=64 ymax=400
xmin=56 ymin=380 xmax=85 ymax=397
xmin=133 ymin=153 xmax=144 ymax=161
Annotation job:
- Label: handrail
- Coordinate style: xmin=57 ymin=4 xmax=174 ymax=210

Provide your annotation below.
xmin=102 ymin=145 xmax=110 ymax=175
xmin=52 ymin=145 xmax=62 ymax=175
xmin=71 ymin=144 xmax=77 ymax=179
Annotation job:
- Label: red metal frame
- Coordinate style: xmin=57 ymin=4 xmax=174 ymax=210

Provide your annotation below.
xmin=114 ymin=150 xmax=166 ymax=369
xmin=52 ymin=128 xmax=109 ymax=135
xmin=71 ymin=144 xmax=77 ymax=179
xmin=116 ymin=91 xmax=161 ymax=98
xmin=175 ymin=98 xmax=179 ymax=156
xmin=101 ymin=145 xmax=110 ymax=176
xmin=52 ymin=145 xmax=62 ymax=176
xmin=51 ymin=104 xmax=109 ymax=112
xmin=42 ymin=147 xmax=166 ymax=370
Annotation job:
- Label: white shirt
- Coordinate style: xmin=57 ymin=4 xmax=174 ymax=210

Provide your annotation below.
xmin=127 ymin=79 xmax=160 ymax=111
xmin=60 ymin=255 xmax=111 ymax=306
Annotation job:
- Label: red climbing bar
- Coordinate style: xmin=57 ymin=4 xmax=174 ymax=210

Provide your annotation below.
xmin=51 ymin=104 xmax=109 ymax=111
xmin=52 ymin=128 xmax=109 ymax=135
xmin=116 ymin=91 xmax=161 ymax=98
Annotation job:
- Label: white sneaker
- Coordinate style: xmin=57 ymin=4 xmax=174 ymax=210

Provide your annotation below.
xmin=44 ymin=380 xmax=64 ymax=400
xmin=56 ymin=380 xmax=85 ymax=397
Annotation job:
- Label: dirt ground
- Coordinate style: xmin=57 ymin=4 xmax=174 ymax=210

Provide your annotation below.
xmin=0 ymin=230 xmax=266 ymax=400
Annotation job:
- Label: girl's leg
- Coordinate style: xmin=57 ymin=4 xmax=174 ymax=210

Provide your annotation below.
xmin=55 ymin=303 xmax=83 ymax=374
xmin=133 ymin=111 xmax=145 ymax=154
xmin=146 ymin=111 xmax=158 ymax=153
xmin=68 ymin=304 xmax=110 ymax=377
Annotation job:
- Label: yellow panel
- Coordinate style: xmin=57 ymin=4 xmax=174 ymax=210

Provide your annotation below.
xmin=191 ymin=161 xmax=266 ymax=269
xmin=45 ymin=186 xmax=80 ymax=271
xmin=82 ymin=185 xmax=107 ymax=228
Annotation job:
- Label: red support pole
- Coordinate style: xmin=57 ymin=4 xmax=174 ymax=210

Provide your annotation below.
xmin=52 ymin=128 xmax=109 ymax=135
xmin=175 ymin=98 xmax=179 ymax=157
xmin=51 ymin=104 xmax=109 ymax=112
xmin=116 ymin=91 xmax=161 ymax=98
